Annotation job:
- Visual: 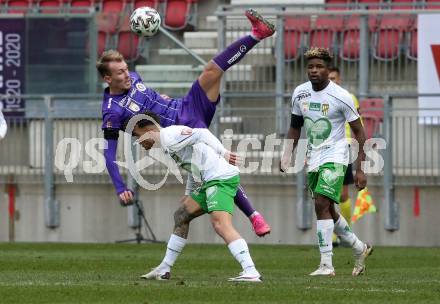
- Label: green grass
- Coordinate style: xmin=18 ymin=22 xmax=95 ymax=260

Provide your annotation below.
xmin=0 ymin=243 xmax=439 ymax=304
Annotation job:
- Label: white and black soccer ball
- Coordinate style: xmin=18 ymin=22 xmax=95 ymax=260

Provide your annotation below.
xmin=129 ymin=7 xmax=161 ymax=37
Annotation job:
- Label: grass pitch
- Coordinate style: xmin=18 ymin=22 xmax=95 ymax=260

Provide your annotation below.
xmin=0 ymin=243 xmax=439 ymax=303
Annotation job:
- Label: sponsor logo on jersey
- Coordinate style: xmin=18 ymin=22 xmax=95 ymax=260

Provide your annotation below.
xmin=302 ymin=101 xmax=308 ymax=112
xmin=227 ymin=49 xmax=243 ymax=65
xmin=321 ymin=103 xmax=330 ymax=116
xmin=239 ymin=45 xmax=247 ymax=52
xmin=136 ymin=83 xmax=147 ymax=92
xmin=206 ymin=186 xmax=218 ymax=199
xmin=107 ymin=98 xmax=112 ymax=109
xmin=309 ymin=102 xmax=321 ymax=111
xmin=128 ymin=101 xmax=140 ymax=112
xmin=106 ymin=121 xmax=112 ymax=128
xmin=118 ymin=97 xmax=125 ymax=106
xmin=129 ymin=88 xmax=136 ymax=98
xmin=294 ymin=90 xmax=311 ymax=103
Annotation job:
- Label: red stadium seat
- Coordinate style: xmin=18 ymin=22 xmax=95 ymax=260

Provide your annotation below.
xmin=284 ymin=16 xmax=311 ymax=60
xmin=69 ymin=0 xmax=94 ymax=13
xmin=390 ymin=0 xmax=414 ymax=10
xmin=341 ymin=15 xmax=377 ymax=61
xmin=96 ymin=12 xmax=118 ymax=55
xmin=373 ymin=15 xmax=412 ymax=60
xmin=134 ymin=0 xmax=158 ymax=9
xmin=38 ymin=0 xmax=63 ymax=13
xmin=6 ymin=0 xmax=30 ymax=13
xmin=163 ymin=0 xmax=195 ymax=30
xmin=101 ymin=0 xmax=125 ymax=13
xmin=116 ymin=16 xmax=141 ymax=61
xmin=325 ymin=0 xmax=349 ymax=10
xmin=358 ymin=0 xmax=383 ymax=9
xmin=360 ymin=98 xmax=384 ymax=139
xmin=310 ymin=16 xmax=344 ymax=50
xmin=407 ymin=27 xmax=417 ymax=60
xmin=425 ymin=0 xmax=440 ymax=9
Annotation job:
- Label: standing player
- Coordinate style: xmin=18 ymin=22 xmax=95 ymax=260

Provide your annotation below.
xmin=132 ymin=112 xmax=261 ymax=282
xmin=0 ymin=102 xmax=7 ymax=140
xmin=328 ymin=67 xmax=360 ymax=244
xmin=97 ymin=9 xmax=274 ymax=236
xmin=280 ymin=48 xmax=372 ymax=276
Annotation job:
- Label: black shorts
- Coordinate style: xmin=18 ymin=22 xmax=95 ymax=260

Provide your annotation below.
xmin=343 ymin=163 xmax=354 ymax=185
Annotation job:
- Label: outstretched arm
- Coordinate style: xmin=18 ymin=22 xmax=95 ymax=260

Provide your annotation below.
xmin=103 ymin=129 xmax=133 ymax=204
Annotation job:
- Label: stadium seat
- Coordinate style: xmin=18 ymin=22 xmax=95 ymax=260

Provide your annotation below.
xmin=407 ymin=26 xmax=417 ymax=60
xmin=358 ymin=0 xmax=383 ymax=9
xmin=284 ymin=16 xmax=311 ymax=60
xmin=360 ymin=98 xmax=384 ymax=139
xmin=116 ymin=15 xmax=141 ymax=61
xmin=69 ymin=0 xmax=94 ymax=13
xmin=96 ymin=12 xmax=118 ymax=55
xmin=101 ymin=0 xmax=125 ymax=13
xmin=325 ymin=0 xmax=350 ymax=10
xmin=37 ymin=0 xmax=63 ymax=13
xmin=134 ymin=0 xmax=159 ymax=9
xmin=373 ymin=15 xmax=412 ymax=60
xmin=6 ymin=0 xmax=31 ymax=13
xmin=341 ymin=15 xmax=377 ymax=61
xmin=390 ymin=0 xmax=415 ymax=10
xmin=425 ymin=0 xmax=440 ymax=9
xmin=163 ymin=0 xmax=196 ymax=30
xmin=310 ymin=16 xmax=344 ymax=51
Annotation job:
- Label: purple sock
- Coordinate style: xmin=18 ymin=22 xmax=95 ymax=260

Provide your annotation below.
xmin=234 ymin=185 xmax=256 ymax=218
xmin=212 ymin=35 xmax=259 ymax=72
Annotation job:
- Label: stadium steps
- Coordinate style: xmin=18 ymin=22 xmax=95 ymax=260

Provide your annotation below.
xmin=220 ymin=133 xmax=265 ymax=141
xmin=136 ymin=64 xmax=254 ymax=84
xmin=158 ymin=47 xmax=274 ymax=66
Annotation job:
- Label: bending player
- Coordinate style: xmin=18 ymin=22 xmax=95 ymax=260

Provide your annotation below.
xmin=97 ymin=9 xmax=274 ymax=236
xmin=132 ymin=112 xmax=261 ymax=282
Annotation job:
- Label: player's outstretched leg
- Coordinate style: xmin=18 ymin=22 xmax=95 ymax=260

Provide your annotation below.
xmin=141 ymin=198 xmax=204 ymax=281
xmin=333 ymin=212 xmax=373 ymax=276
xmin=235 ymin=185 xmax=271 ymax=237
xmin=199 ymin=8 xmax=275 ymax=101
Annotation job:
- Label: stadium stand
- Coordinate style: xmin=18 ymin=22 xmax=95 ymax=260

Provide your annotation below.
xmin=134 ymin=0 xmax=160 ymax=9
xmin=310 ymin=16 xmax=344 ymax=51
xmin=163 ymin=0 xmax=197 ymax=30
xmin=284 ymin=16 xmax=311 ymax=60
xmin=373 ymin=15 xmax=413 ymax=60
xmin=37 ymin=0 xmax=63 ymax=13
xmin=116 ymin=15 xmax=141 ymax=61
xmin=359 ymin=98 xmax=384 ymax=139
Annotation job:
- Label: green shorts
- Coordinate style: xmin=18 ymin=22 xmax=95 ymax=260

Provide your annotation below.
xmin=307 ymin=163 xmax=347 ymax=203
xmin=190 ymin=175 xmax=240 ymax=214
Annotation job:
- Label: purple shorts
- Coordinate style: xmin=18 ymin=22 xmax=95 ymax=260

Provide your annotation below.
xmin=176 ymin=80 xmax=220 ymax=128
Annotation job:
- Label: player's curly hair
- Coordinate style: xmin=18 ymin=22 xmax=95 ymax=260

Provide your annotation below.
xmin=304 ymin=47 xmax=333 ymax=66
xmin=96 ymin=50 xmax=125 ymax=77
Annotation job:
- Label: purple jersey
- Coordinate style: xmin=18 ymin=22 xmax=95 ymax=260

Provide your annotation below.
xmin=101 ymin=72 xmax=181 ymax=130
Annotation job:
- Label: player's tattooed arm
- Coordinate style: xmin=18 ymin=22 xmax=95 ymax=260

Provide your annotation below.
xmin=173 ymin=206 xmax=196 ymax=238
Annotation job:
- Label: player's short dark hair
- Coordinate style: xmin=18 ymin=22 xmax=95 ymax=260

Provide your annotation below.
xmin=328 ymin=66 xmax=340 ymax=74
xmin=96 ymin=50 xmax=125 ymax=77
xmin=136 ymin=111 xmax=161 ymax=129
xmin=304 ymin=47 xmax=333 ymax=67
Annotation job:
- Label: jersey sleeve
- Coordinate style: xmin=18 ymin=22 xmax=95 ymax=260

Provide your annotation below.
xmin=102 ymin=112 xmax=123 ymax=130
xmin=0 ymin=108 xmax=7 ymax=139
xmin=291 ymin=87 xmax=303 ymax=116
xmin=341 ymin=91 xmax=360 ymax=123
xmin=162 ymin=126 xmax=227 ymax=156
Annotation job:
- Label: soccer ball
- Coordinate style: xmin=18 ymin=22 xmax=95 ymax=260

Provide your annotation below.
xmin=129 ymin=7 xmax=161 ymax=37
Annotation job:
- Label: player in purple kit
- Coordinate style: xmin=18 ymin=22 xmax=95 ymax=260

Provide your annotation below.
xmin=96 ymin=9 xmax=274 ymax=236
